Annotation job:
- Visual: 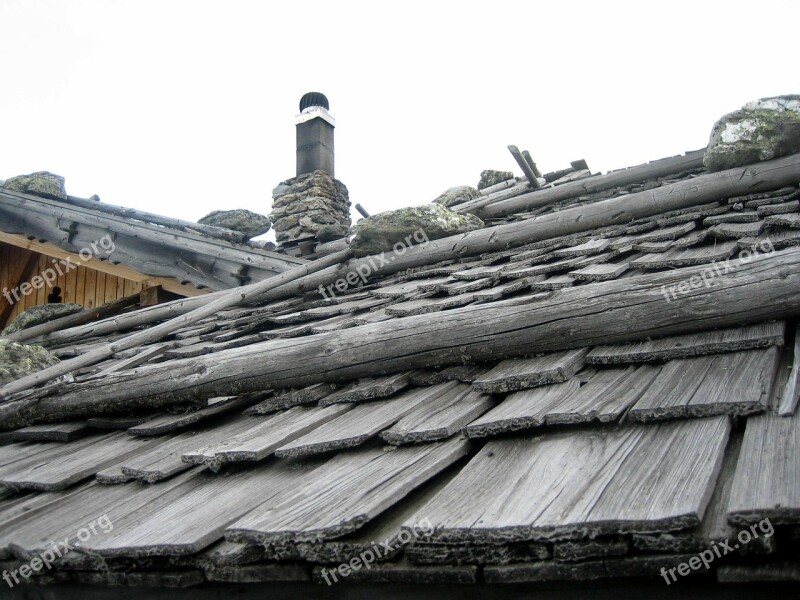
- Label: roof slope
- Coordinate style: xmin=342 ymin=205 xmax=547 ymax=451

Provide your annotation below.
xmin=0 ymin=188 xmax=305 ymax=292
xmin=1 ymin=150 xmax=800 ymax=591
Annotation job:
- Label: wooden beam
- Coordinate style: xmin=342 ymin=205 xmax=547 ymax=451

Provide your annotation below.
xmin=64 ymin=195 xmax=249 ymax=243
xmin=0 ymin=249 xmax=353 ymax=402
xmin=5 ymin=293 xmax=141 ymax=343
xmin=0 ymin=188 xmax=305 ymax=290
xmin=508 ymin=145 xmax=540 ymax=188
xmin=522 ymin=150 xmax=542 ymax=178
xmin=0 ymin=233 xmax=208 ymax=298
xmin=19 ymin=152 xmax=800 ymax=350
xmin=481 ymin=149 xmax=706 ymax=217
xmin=7 ymin=246 xmax=800 ymax=426
xmin=0 ymin=249 xmax=38 ymax=327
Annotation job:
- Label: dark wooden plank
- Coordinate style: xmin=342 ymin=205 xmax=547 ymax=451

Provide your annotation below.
xmin=472 ymin=348 xmax=588 ymax=393
xmin=467 ymin=366 xmax=658 ymax=437
xmin=244 ymin=383 xmax=335 ymax=415
xmin=587 ymin=322 xmax=785 ymax=364
xmin=318 ymin=372 xmax=412 ymax=406
xmin=568 ymin=262 xmax=630 ymax=282
xmin=717 ymin=562 xmax=800 ymax=583
xmin=628 ymin=348 xmax=779 ymax=421
xmin=274 ymin=388 xmax=440 ymax=458
xmin=553 ymin=239 xmax=610 ymax=258
xmin=227 ymin=438 xmax=470 ymax=544
xmin=127 ymin=395 xmax=262 ymax=436
xmin=728 ymin=410 xmax=800 ymax=526
xmin=630 ymin=241 xmax=738 ymax=269
xmin=381 ymin=383 xmax=493 ymax=445
xmin=183 ymin=405 xmax=352 ymax=470
xmin=311 ymin=559 xmax=477 ymax=584
xmin=11 ymin=421 xmax=91 ymax=442
xmin=0 ymin=432 xmax=164 ymax=491
xmin=407 ymin=417 xmax=730 ymax=543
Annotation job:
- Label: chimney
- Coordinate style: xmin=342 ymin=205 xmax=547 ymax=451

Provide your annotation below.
xmin=296 ymin=92 xmax=335 ymax=177
xmin=270 ymin=92 xmax=351 ymax=255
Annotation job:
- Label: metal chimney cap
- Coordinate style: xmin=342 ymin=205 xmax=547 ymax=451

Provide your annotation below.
xmin=299 ymin=92 xmax=330 ymax=112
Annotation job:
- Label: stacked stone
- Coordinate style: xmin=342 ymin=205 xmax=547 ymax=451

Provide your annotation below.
xmin=270 ymin=170 xmax=351 ymax=246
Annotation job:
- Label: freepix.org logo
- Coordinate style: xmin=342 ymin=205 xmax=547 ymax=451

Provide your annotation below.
xmin=318 ymin=228 xmax=430 ymax=299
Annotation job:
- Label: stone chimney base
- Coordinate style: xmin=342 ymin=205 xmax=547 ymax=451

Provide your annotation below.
xmin=270 ymin=171 xmax=351 ymax=248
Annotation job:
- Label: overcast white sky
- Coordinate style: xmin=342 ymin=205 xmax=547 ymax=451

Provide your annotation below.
xmin=1 ymin=0 xmax=798 ymax=237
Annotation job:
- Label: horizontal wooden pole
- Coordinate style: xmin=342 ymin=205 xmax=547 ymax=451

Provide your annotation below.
xmin=0 ymin=249 xmax=353 ymax=401
xmin=479 ymin=149 xmax=706 ymax=217
xmin=20 ymin=152 xmax=800 ymax=349
xmin=5 ymin=246 xmax=800 ymax=428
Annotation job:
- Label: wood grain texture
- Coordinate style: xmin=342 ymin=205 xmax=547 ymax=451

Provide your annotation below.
xmin=274 ymin=388 xmax=438 ymax=458
xmin=11 ymin=421 xmax=91 ymax=442
xmin=127 ymin=395 xmax=260 ymax=436
xmin=0 ymin=432 xmax=164 ymax=491
xmin=631 ymin=241 xmax=738 ymax=269
xmin=407 ymin=417 xmax=730 ymax=543
xmin=628 ymin=348 xmax=779 ymax=422
xmin=472 ymin=348 xmax=588 ymax=393
xmin=318 ymin=372 xmax=412 ymax=406
xmin=227 ymin=437 xmax=470 ymax=544
xmin=467 ymin=367 xmax=658 ymax=438
xmin=587 ymin=322 xmax=785 ymax=365
xmin=9 ymin=244 xmax=800 ymax=429
xmin=183 ymin=405 xmax=352 ymax=470
xmin=728 ymin=410 xmax=800 ymax=525
xmin=381 ymin=383 xmax=493 ymax=445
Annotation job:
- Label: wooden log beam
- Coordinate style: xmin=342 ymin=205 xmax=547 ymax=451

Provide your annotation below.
xmin=480 ymin=149 xmax=706 ymax=218
xmin=521 ymin=150 xmax=542 ymax=178
xmin=21 ymin=153 xmax=800 ymax=349
xmin=508 ymin=145 xmax=540 ymax=188
xmin=0 ymin=189 xmax=306 ymax=287
xmin=0 ymin=249 xmax=353 ymax=401
xmin=6 ymin=246 xmax=800 ymax=427
xmin=64 ymin=195 xmax=249 ymax=243
xmin=5 ymin=293 xmax=141 ymax=344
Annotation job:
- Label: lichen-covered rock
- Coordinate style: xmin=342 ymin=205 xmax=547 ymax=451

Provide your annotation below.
xmin=0 ymin=339 xmax=61 ymax=386
xmin=704 ymin=95 xmax=800 ymax=172
xmin=351 ymin=204 xmax=484 ymax=257
xmin=2 ymin=303 xmax=84 ymax=336
xmin=478 ymin=170 xmax=515 ymax=190
xmin=432 ymin=186 xmax=481 ymax=208
xmin=1 ymin=171 xmax=67 ymax=200
xmin=197 ymin=209 xmax=272 ymax=240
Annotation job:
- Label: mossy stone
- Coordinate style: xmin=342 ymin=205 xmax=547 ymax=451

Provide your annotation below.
xmin=704 ymin=95 xmax=800 ymax=172
xmin=1 ymin=171 xmax=67 ymax=200
xmin=0 ymin=339 xmax=61 ymax=386
xmin=351 ymin=203 xmax=484 ymax=257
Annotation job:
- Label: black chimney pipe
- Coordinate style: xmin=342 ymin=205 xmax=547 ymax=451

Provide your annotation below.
xmin=296 ymin=92 xmax=335 ymax=177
